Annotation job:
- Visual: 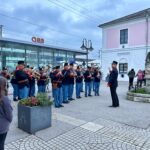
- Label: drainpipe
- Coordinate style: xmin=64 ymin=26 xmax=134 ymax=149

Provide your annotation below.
xmin=146 ymin=10 xmax=149 ymax=56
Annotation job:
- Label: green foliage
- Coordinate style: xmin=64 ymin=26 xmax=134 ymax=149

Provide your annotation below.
xmin=132 ymin=88 xmax=147 ymax=94
xmin=19 ymin=93 xmax=53 ymax=107
xmin=37 ymin=93 xmax=53 ymax=106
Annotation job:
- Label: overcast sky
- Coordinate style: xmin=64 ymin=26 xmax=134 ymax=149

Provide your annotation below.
xmin=0 ymin=0 xmax=150 ymax=58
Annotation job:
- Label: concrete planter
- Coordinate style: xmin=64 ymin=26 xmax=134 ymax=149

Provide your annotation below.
xmin=18 ymin=104 xmax=52 ymax=134
xmin=127 ymin=91 xmax=150 ymax=103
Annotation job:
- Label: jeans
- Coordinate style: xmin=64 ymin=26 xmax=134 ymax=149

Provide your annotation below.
xmin=29 ymin=84 xmax=35 ymax=97
xmin=81 ymin=81 xmax=84 ymax=91
xmin=137 ymin=80 xmax=142 ymax=88
xmin=76 ymin=82 xmax=82 ymax=98
xmin=0 ymin=132 xmax=7 ymax=150
xmin=85 ymin=82 xmax=92 ymax=96
xmin=62 ymin=85 xmax=69 ymax=102
xmin=68 ymin=84 xmax=74 ymax=99
xmin=53 ymin=87 xmax=62 ymax=107
xmin=92 ymin=80 xmax=95 ymax=91
xmin=12 ymin=84 xmax=18 ymax=99
xmin=94 ymin=82 xmax=100 ymax=96
xmin=38 ymin=85 xmax=46 ymax=93
xmin=19 ymin=86 xmax=29 ymax=99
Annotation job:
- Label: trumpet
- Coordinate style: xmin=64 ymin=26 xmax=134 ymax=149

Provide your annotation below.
xmin=33 ymin=71 xmax=41 ymax=80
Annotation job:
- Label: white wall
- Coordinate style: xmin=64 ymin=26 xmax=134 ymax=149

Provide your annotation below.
xmin=101 ymin=47 xmax=147 ymax=81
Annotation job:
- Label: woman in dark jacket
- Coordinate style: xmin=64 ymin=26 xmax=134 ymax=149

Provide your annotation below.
xmin=0 ymin=77 xmax=13 ymax=150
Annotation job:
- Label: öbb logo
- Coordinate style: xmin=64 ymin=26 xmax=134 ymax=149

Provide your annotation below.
xmin=32 ymin=37 xmax=44 ymax=44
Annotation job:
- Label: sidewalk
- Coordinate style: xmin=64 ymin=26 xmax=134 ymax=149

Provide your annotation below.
xmin=5 ymin=82 xmax=150 ymax=150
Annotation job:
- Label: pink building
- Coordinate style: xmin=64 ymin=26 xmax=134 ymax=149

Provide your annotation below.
xmin=99 ymin=8 xmax=150 ymax=81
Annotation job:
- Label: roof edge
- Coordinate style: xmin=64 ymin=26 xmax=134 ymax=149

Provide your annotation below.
xmin=98 ymin=8 xmax=150 ymax=28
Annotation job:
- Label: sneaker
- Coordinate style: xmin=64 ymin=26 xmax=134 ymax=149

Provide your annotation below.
xmin=59 ymin=105 xmax=64 ymax=107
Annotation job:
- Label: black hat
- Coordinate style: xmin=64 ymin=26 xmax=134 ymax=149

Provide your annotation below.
xmin=64 ymin=63 xmax=68 ymax=67
xmin=2 ymin=67 xmax=7 ymax=71
xmin=70 ymin=63 xmax=74 ymax=66
xmin=55 ymin=66 xmax=60 ymax=69
xmin=77 ymin=66 xmax=80 ymax=69
xmin=39 ymin=67 xmax=43 ymax=71
xmin=112 ymin=61 xmax=118 ymax=65
xmin=18 ymin=61 xmax=25 ymax=65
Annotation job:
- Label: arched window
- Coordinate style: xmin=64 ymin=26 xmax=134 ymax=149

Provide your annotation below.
xmin=119 ymin=58 xmax=128 ymax=74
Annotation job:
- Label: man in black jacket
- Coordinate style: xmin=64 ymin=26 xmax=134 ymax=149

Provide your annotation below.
xmin=84 ymin=66 xmax=92 ymax=97
xmin=108 ymin=61 xmax=119 ymax=107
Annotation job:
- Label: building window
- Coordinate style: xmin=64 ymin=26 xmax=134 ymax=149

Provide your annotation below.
xmin=119 ymin=63 xmax=128 ymax=73
xmin=120 ymin=29 xmax=128 ymax=44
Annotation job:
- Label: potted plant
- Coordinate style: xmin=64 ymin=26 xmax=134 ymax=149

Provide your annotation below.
xmin=18 ymin=93 xmax=53 ymax=134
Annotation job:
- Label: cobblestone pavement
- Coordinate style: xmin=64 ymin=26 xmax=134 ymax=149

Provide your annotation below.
xmin=5 ymin=118 xmax=150 ymax=150
xmin=5 ymin=82 xmax=150 ymax=150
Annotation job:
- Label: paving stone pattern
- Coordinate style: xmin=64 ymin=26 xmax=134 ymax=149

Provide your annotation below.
xmin=5 ymin=117 xmax=150 ymax=150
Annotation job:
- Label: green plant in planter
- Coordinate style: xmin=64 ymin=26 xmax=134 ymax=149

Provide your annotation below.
xmin=131 ymin=88 xmax=147 ymax=94
xmin=19 ymin=93 xmax=53 ymax=107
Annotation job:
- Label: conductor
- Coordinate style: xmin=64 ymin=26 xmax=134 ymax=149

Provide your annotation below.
xmin=108 ymin=61 xmax=119 ymax=107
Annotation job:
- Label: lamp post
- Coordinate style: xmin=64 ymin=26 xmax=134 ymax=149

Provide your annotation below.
xmin=80 ymin=38 xmax=94 ymax=66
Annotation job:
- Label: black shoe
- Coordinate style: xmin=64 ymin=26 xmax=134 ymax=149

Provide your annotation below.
xmin=13 ymin=98 xmax=18 ymax=101
xmin=81 ymin=91 xmax=84 ymax=92
xmin=76 ymin=97 xmax=81 ymax=99
xmin=69 ymin=98 xmax=75 ymax=101
xmin=85 ymin=95 xmax=87 ymax=97
xmin=109 ymin=105 xmax=114 ymax=107
xmin=59 ymin=105 xmax=64 ymax=107
xmin=109 ymin=105 xmax=119 ymax=108
xmin=88 ymin=95 xmax=92 ymax=97
xmin=63 ymin=101 xmax=70 ymax=104
xmin=55 ymin=106 xmax=60 ymax=108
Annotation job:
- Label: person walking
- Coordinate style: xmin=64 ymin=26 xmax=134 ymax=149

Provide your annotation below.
xmin=128 ymin=69 xmax=135 ymax=90
xmin=84 ymin=66 xmax=92 ymax=97
xmin=136 ymin=70 xmax=144 ymax=88
xmin=0 ymin=77 xmax=13 ymax=150
xmin=108 ymin=61 xmax=119 ymax=107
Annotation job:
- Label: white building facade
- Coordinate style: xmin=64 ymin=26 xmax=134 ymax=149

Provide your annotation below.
xmin=99 ymin=8 xmax=150 ymax=81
